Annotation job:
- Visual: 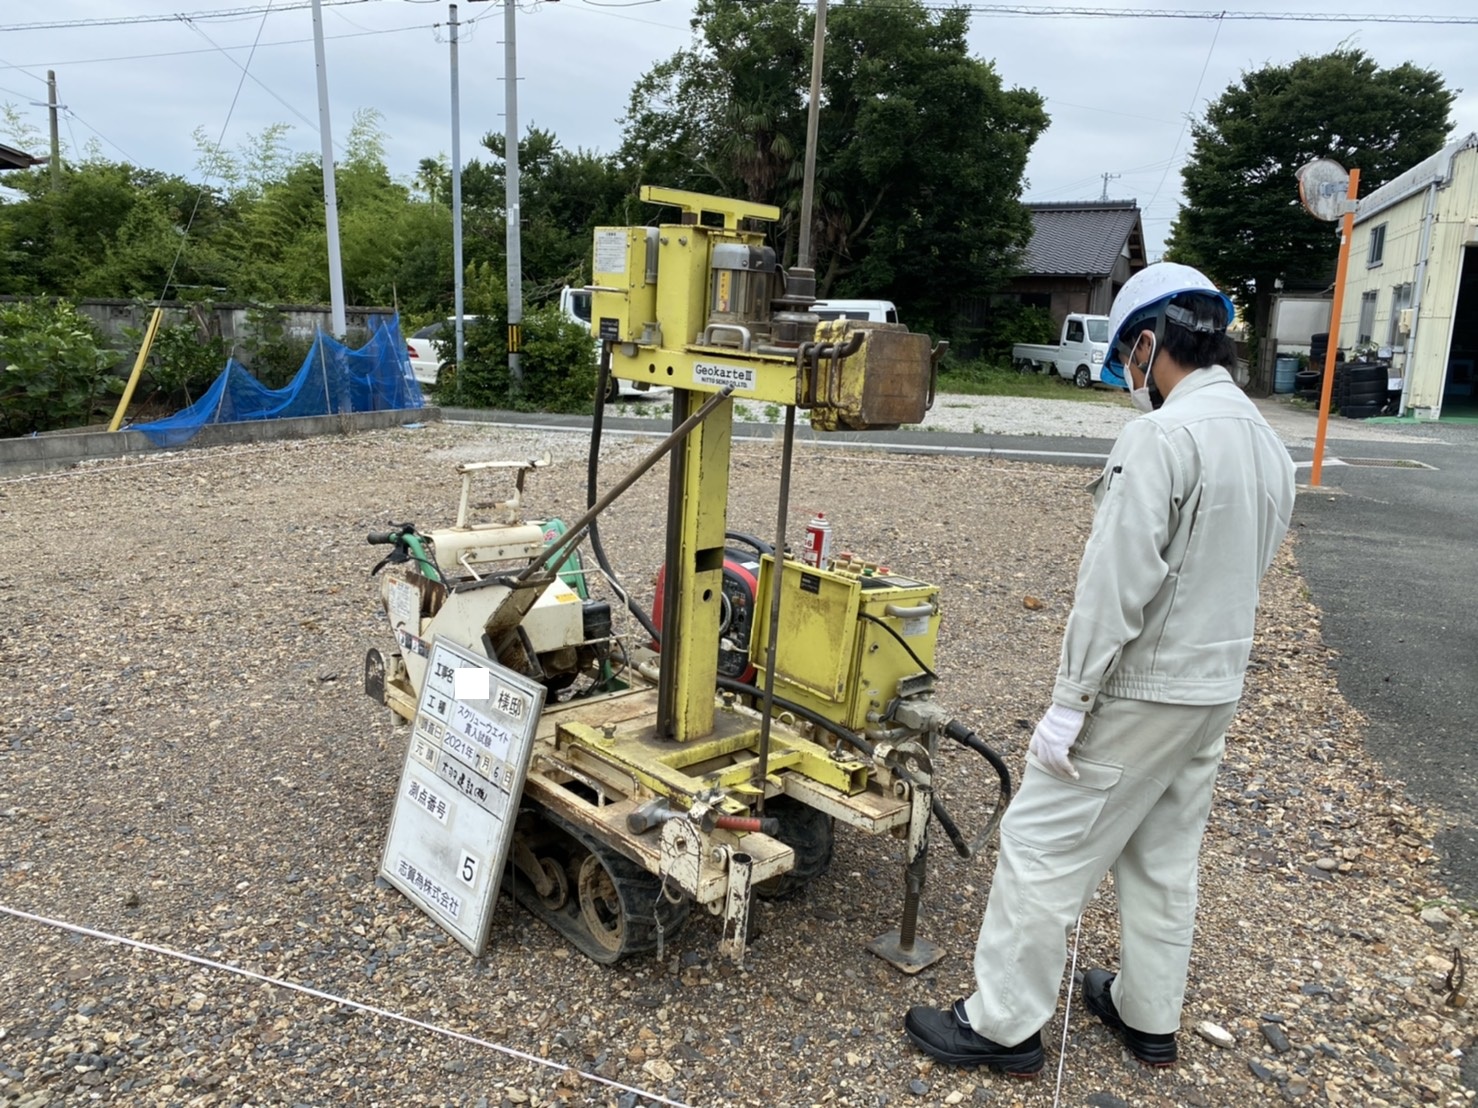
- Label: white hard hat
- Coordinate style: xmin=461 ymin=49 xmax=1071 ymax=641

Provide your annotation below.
xmin=1102 ymin=262 xmax=1235 ymax=388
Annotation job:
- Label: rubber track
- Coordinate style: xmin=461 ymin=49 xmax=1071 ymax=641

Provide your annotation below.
xmin=507 ymin=801 xmax=691 ymax=964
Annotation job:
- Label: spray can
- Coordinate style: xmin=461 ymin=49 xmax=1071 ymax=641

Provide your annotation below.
xmin=802 ymin=512 xmax=833 ymax=568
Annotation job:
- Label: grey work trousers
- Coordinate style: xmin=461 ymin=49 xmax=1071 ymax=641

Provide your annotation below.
xmin=962 ymin=694 xmax=1239 ymax=1045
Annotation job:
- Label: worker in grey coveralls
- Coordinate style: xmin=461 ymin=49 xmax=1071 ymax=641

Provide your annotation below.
xmin=905 ymin=262 xmax=1297 ymax=1076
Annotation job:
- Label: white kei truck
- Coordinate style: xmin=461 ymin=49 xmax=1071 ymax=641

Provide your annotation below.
xmin=1010 ymin=313 xmax=1113 ymax=388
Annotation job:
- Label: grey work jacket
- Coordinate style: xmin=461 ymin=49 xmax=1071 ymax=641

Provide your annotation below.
xmin=1052 ymin=366 xmax=1296 ymax=708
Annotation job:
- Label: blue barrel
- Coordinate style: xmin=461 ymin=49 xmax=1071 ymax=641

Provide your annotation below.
xmin=1274 ymin=355 xmax=1299 ymax=394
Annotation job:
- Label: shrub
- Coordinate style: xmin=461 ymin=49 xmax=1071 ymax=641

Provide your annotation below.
xmin=0 ymin=299 xmax=118 ymax=434
xmin=129 ymin=316 xmax=231 ymax=405
xmin=239 ymin=305 xmax=315 ymax=388
xmin=444 ymin=304 xmax=597 ymax=414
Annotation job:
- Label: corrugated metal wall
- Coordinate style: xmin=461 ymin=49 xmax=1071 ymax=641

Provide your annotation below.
xmin=1338 ymin=147 xmax=1478 ymax=417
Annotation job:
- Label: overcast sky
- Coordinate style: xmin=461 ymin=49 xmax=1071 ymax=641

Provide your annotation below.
xmin=3 ymin=0 xmax=1476 ymax=261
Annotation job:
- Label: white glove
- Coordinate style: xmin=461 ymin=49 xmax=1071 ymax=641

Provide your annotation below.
xmin=1028 ymin=705 xmax=1086 ymax=780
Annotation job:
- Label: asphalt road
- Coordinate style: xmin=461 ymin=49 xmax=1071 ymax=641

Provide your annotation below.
xmin=1287 ymin=425 xmax=1478 ymax=901
xmin=451 ymin=403 xmax=1478 ymax=901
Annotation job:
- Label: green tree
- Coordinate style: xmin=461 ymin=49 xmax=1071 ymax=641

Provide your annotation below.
xmin=1166 ymin=48 xmax=1454 ymax=341
xmin=0 ymin=161 xmax=229 ymax=297
xmin=473 ymin=127 xmax=635 ymax=297
xmin=618 ymin=0 xmax=1048 ymax=337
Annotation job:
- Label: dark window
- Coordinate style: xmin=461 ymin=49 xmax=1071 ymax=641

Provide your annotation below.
xmin=1066 ymin=319 xmax=1085 ymax=343
xmin=1368 ymin=223 xmax=1386 ymax=267
xmin=1358 ymin=290 xmax=1379 ymax=344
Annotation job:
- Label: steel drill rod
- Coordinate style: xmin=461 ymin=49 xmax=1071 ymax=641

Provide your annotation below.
xmin=516 ymin=386 xmax=735 ymax=583
xmin=754 ymin=404 xmax=797 ymax=810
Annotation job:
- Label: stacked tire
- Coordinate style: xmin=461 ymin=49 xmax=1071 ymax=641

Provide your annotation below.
xmin=1334 ymin=361 xmax=1389 ymax=420
xmin=1294 ymin=367 xmax=1323 ymax=400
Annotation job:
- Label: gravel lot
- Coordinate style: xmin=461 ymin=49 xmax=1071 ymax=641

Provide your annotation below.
xmin=1 ymin=418 xmax=1474 ymax=1108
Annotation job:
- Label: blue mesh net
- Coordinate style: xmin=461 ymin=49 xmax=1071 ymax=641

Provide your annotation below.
xmin=133 ymin=314 xmax=423 ymax=448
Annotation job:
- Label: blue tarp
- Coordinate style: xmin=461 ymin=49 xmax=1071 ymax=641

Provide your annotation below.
xmin=134 ymin=314 xmax=423 ymax=448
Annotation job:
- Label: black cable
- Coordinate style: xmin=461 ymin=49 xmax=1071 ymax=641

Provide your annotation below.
xmin=942 ymin=721 xmax=1013 ymax=806
xmin=715 ymin=675 xmax=1002 ymax=860
xmin=857 ymin=611 xmax=937 ymax=680
xmin=724 ymin=530 xmax=774 ymax=556
xmin=937 ymin=720 xmax=1014 ymax=858
xmin=586 ymin=343 xmax=660 ymax=641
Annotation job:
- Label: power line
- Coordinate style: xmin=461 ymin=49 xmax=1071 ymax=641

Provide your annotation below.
xmin=180 ymin=17 xmax=333 ymax=142
xmin=1143 ymin=9 xmax=1222 ymax=216
xmin=160 ymin=2 xmax=277 ymax=303
xmin=0 ymin=54 xmax=47 ymax=83
xmin=0 ymin=21 xmax=450 ymax=74
xmin=923 ymin=3 xmax=1478 ymax=24
xmin=0 ymin=1 xmax=383 ymax=34
xmin=62 ymin=107 xmax=139 ymax=164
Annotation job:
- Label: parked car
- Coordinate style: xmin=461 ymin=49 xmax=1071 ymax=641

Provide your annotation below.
xmin=559 ymin=286 xmax=668 ymax=402
xmin=405 ymin=317 xmax=477 ymax=387
xmin=1011 ymin=313 xmax=1112 ymax=388
xmin=810 ymin=298 xmax=900 ymax=324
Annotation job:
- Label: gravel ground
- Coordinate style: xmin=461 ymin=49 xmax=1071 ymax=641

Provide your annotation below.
xmin=1 ymin=421 xmax=1474 ymax=1108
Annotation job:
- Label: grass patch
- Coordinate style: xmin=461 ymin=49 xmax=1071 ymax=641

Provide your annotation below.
xmin=939 ymin=360 xmax=1128 ymax=405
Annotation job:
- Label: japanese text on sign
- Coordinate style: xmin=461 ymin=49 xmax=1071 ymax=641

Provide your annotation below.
xmin=406 ymin=779 xmax=449 ymax=824
xmin=395 ymin=855 xmax=462 ymax=920
xmin=451 ymin=700 xmax=513 ymax=761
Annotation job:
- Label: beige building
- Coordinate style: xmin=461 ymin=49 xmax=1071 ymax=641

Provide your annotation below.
xmin=1337 ymin=133 xmax=1478 ymax=419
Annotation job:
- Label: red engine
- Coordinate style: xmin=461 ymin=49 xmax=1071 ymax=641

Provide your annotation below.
xmin=651 ymin=547 xmax=761 ymax=683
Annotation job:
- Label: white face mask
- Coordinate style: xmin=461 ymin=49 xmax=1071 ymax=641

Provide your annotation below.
xmin=1128 ymin=333 xmax=1158 ymax=414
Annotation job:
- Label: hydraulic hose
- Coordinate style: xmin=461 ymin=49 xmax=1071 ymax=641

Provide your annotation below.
xmin=934 ymin=719 xmax=1014 ymax=859
xmin=714 ymin=676 xmax=1008 ymax=860
xmin=588 ymin=342 xmax=660 ymax=640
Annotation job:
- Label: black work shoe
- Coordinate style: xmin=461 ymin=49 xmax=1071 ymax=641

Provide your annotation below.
xmin=903 ymin=1000 xmax=1044 ymax=1076
xmin=1081 ymin=969 xmax=1178 ymax=1066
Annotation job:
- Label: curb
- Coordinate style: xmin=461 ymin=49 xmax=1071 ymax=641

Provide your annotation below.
xmin=0 ymin=407 xmax=439 ymax=479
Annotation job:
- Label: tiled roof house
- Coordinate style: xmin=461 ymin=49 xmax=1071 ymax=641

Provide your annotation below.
xmin=1009 ymin=199 xmax=1148 ymax=322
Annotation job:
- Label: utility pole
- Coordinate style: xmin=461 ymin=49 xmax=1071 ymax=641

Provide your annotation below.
xmin=310 ymin=0 xmax=348 ymax=337
xmin=1100 ymin=172 xmax=1121 ymax=202
xmin=449 ymin=4 xmax=466 ymax=374
xmin=503 ymin=0 xmax=524 ymax=389
xmin=45 ymin=71 xmax=60 ymax=186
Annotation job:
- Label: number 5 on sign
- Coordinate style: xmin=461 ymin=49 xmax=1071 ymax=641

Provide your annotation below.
xmin=459 ymin=852 xmax=479 ymax=886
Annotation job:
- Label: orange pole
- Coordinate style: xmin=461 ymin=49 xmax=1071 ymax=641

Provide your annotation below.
xmin=1310 ymin=168 xmax=1360 ymax=487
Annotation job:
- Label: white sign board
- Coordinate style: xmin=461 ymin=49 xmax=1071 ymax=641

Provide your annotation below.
xmin=379 ymin=637 xmax=546 ymax=956
xmin=594 ymin=229 xmax=628 ymax=276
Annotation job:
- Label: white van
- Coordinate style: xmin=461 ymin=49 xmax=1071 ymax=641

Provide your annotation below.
xmin=810 ymin=298 xmax=900 ymax=324
xmin=558 ymin=286 xmax=665 ymax=401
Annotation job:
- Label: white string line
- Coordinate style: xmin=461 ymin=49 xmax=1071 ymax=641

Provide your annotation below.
xmin=1052 ymin=912 xmax=1084 ymax=1107
xmin=0 ymin=903 xmax=695 ymax=1108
